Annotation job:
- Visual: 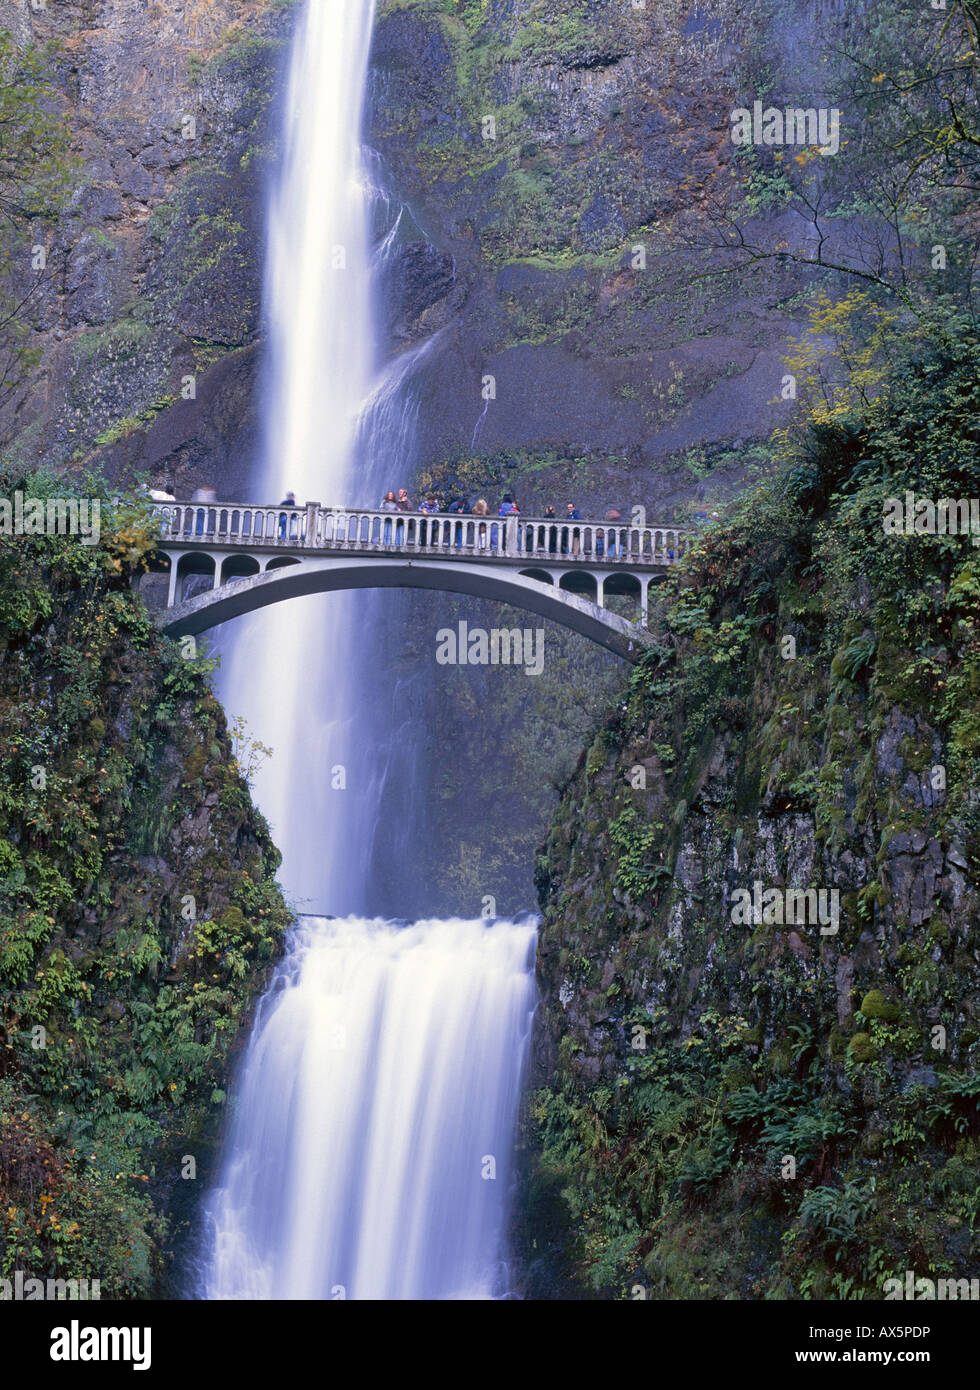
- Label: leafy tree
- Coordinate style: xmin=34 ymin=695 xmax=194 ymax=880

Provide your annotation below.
xmin=681 ymin=0 xmax=980 ymax=314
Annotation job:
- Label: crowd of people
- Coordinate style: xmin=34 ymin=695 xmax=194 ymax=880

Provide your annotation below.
xmin=156 ymin=484 xmax=692 ymax=558
xmin=369 ymin=490 xmax=624 ymax=553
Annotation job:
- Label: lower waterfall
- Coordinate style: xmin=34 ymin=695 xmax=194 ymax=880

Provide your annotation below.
xmin=200 ymin=915 xmax=537 ymax=1300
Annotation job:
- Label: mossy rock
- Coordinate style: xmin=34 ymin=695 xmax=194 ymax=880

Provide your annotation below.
xmin=861 ymin=1130 xmax=884 ymax=1158
xmin=928 ymin=918 xmax=951 ymax=947
xmin=766 ymin=1036 xmax=795 ymax=1075
xmin=182 ymin=744 xmax=208 ymax=784
xmin=218 ymin=906 xmax=248 ymax=935
xmin=828 ymin=1026 xmax=848 ymax=1061
xmin=860 ymin=989 xmax=900 ymax=1022
xmin=848 ymin=1032 xmax=878 ymax=1063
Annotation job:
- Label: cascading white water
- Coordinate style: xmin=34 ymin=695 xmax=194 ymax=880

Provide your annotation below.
xmin=202 ymin=0 xmax=538 ymax=1300
xmin=203 ymin=916 xmax=537 ymax=1300
xmin=217 ymin=0 xmax=377 ymax=913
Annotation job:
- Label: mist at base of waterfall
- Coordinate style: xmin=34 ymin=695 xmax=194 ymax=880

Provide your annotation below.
xmin=198 ymin=914 xmax=537 ymax=1301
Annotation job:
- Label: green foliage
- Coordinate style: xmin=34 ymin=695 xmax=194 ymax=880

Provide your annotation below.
xmin=528 ymin=313 xmax=980 ymax=1298
xmin=0 ymin=492 xmax=290 ymax=1293
xmin=608 ymin=806 xmax=664 ymax=900
xmin=0 ymin=32 xmax=74 ymax=412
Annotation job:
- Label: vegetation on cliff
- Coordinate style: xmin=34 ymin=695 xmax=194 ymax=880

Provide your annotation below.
xmin=0 ymin=31 xmax=72 ymax=414
xmin=526 ymin=310 xmax=980 ymax=1298
xmin=0 ymin=475 xmax=290 ymax=1295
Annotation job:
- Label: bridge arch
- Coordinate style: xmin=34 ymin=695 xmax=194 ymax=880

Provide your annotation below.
xmin=175 ymin=551 xmax=216 ymax=602
xmin=558 ymin=571 xmax=598 ymax=601
xmin=154 ymin=555 xmax=651 ymax=662
xmin=220 ymin=554 xmax=261 ymax=586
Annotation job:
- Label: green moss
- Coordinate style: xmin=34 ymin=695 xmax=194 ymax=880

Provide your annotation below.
xmin=829 ymin=1026 xmax=848 ymax=1061
xmin=182 ymin=744 xmax=208 ymax=785
xmin=847 ymin=1032 xmax=878 ymax=1063
xmin=860 ymin=990 xmax=901 ymax=1023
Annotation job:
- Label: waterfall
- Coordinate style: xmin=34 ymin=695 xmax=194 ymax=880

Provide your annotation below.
xmin=200 ymin=0 xmax=537 ymax=1300
xmin=216 ymin=0 xmax=377 ymax=915
xmin=202 ymin=916 xmax=537 ymax=1300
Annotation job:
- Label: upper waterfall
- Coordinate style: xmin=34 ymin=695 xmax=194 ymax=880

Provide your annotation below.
xmin=217 ymin=0 xmax=382 ymax=914
xmin=262 ymin=0 xmax=378 ymax=505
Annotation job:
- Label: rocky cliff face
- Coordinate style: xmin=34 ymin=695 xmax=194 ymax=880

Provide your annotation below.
xmin=0 ymin=0 xmax=293 ymax=493
xmin=3 ymin=0 xmax=840 ymax=514
xmin=520 ymin=324 xmax=980 ymax=1298
xmin=0 ymin=479 xmax=290 ymax=1295
xmin=367 ymin=0 xmax=835 ymax=514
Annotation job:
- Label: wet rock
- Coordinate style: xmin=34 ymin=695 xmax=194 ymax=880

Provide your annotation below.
xmin=385 ymin=237 xmax=456 ymax=340
xmin=65 ymin=229 xmax=125 ymax=326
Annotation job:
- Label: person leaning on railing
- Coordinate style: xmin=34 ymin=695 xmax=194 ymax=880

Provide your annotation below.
xmin=379 ymin=490 xmax=397 ymax=545
xmin=395 ymin=489 xmax=411 ymax=544
xmin=473 ymin=498 xmax=489 ymax=550
xmin=419 ymin=494 xmax=439 ymax=547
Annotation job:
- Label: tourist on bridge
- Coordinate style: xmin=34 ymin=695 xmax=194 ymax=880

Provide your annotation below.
xmin=496 ymin=493 xmax=518 ymax=552
xmin=278 ymin=490 xmax=296 ymax=540
xmin=380 ymin=490 xmax=397 ymax=545
xmin=565 ymin=501 xmax=582 ymax=557
xmin=472 ymin=497 xmax=489 ymax=551
xmin=543 ymin=504 xmax=558 ymax=554
xmin=395 ymin=488 xmax=411 ymax=545
xmin=192 ymin=485 xmax=218 ymax=537
xmin=419 ymin=493 xmax=439 ymax=546
xmin=447 ymin=497 xmax=469 ymax=547
xmin=605 ymin=508 xmax=621 ymax=557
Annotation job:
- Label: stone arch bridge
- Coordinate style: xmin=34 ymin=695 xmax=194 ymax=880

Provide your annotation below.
xmin=143 ymin=501 xmax=691 ymax=663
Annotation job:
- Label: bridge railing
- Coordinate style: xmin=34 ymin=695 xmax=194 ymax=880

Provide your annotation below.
xmin=153 ymin=503 xmax=690 ymax=565
xmin=155 ymin=503 xmax=308 ymax=544
xmin=516 ymin=520 xmax=689 ymax=564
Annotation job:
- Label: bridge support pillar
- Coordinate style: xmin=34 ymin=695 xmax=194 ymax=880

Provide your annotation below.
xmin=639 ymin=575 xmax=650 ymax=627
xmin=595 ymin=576 xmax=605 ymax=608
xmin=304 ymin=502 xmax=320 ymax=548
xmin=166 ymin=553 xmax=179 ymax=609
